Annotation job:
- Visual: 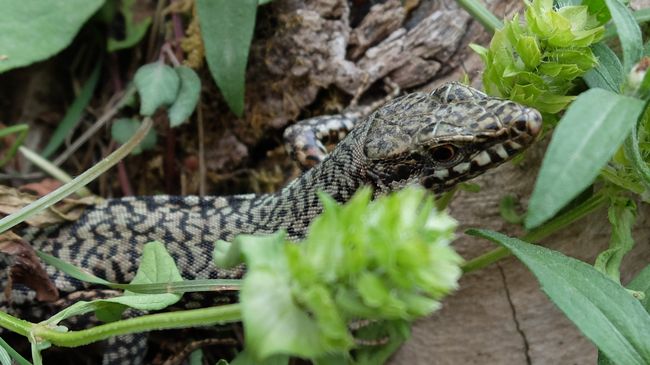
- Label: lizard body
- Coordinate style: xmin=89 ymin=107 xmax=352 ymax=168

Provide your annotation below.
xmin=2 ymin=82 xmax=541 ymax=363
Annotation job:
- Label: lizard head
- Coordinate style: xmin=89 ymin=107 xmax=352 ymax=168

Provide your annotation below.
xmin=361 ymin=82 xmax=542 ymax=194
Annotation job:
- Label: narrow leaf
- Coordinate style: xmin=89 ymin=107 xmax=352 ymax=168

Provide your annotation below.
xmin=526 ymin=88 xmax=646 ymax=228
xmin=469 ymin=229 xmax=650 ymax=365
xmin=42 ymin=59 xmax=102 ymax=158
xmin=0 ymin=0 xmax=104 ymax=73
xmin=36 ymin=250 xmax=110 ymax=285
xmin=168 ymin=66 xmax=201 ymax=127
xmin=0 ymin=337 xmax=30 ymax=365
xmin=134 ymin=62 xmax=180 ymax=116
xmin=196 ymin=0 xmax=257 ymax=117
xmin=603 ymin=0 xmax=643 ymax=72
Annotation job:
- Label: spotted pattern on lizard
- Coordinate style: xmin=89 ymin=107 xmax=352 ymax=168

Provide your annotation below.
xmin=2 ymin=82 xmax=542 ymax=363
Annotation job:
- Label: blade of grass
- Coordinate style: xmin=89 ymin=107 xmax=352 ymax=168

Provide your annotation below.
xmin=19 ymin=146 xmax=92 ymax=197
xmin=0 ymin=337 xmax=31 ymax=365
xmin=0 ymin=118 xmax=152 ymax=234
xmin=0 ymin=124 xmax=28 ymax=167
xmin=41 ymin=59 xmax=102 ymax=158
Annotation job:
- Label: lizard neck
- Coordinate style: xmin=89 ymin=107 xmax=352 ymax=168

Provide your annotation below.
xmin=219 ymin=126 xmax=368 ymax=240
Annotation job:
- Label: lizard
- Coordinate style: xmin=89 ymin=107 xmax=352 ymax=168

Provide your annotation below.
xmin=0 ymin=82 xmax=542 ymax=364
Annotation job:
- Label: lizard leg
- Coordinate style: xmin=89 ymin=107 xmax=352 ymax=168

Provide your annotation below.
xmin=283 ymin=77 xmax=400 ymax=170
xmin=283 ymin=114 xmax=357 ymax=170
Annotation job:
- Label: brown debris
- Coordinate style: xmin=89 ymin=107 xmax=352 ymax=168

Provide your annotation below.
xmin=348 ymin=0 xmax=406 ymax=60
xmin=0 ymin=185 xmax=102 ymax=228
xmin=0 ymin=231 xmax=58 ymax=302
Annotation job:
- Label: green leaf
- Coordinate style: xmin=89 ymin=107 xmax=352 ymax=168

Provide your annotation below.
xmin=603 ymin=0 xmax=643 ymax=72
xmin=583 ymin=43 xmax=623 ymax=92
xmin=594 ymin=199 xmax=637 ymax=282
xmin=111 ymin=118 xmax=157 ymax=154
xmin=499 ymin=195 xmax=524 ymax=224
xmin=36 ymin=250 xmax=110 ymax=285
xmin=239 ymin=233 xmax=345 ymax=359
xmin=468 ymin=229 xmax=650 ymax=365
xmin=526 ymin=88 xmax=646 ymax=228
xmin=628 ymin=265 xmax=650 ymax=312
xmin=46 ymin=242 xmax=184 ymax=325
xmin=189 ymin=349 xmax=203 ymax=365
xmin=134 ymin=62 xmax=180 ymax=116
xmin=107 ymin=0 xmax=152 ymax=52
xmin=0 ymin=344 xmax=11 ymax=365
xmin=0 ymin=0 xmax=104 ymax=73
xmin=0 ymin=337 xmax=31 ymax=365
xmin=197 ymin=0 xmax=257 ymax=117
xmin=42 ymin=59 xmax=103 ymax=158
xmin=168 ymin=66 xmax=201 ymax=127
xmin=213 ymin=239 xmax=244 ymax=269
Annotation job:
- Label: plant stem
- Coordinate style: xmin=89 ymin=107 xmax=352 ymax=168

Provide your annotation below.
xmin=454 ymin=0 xmax=503 ymax=34
xmin=462 ymin=191 xmax=609 ymax=273
xmin=0 ymin=311 xmax=32 ymax=337
xmin=0 ymin=118 xmax=152 ymax=234
xmin=31 ymin=304 xmax=242 ymax=347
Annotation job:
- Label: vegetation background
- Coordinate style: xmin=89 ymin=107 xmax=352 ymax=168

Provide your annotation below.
xmin=0 ymin=0 xmax=649 ymax=364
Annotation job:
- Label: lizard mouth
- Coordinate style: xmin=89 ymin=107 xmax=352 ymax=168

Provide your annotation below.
xmin=419 ymin=106 xmax=542 ymax=193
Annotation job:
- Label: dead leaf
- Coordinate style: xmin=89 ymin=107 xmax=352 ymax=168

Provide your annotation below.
xmin=19 ymin=178 xmax=61 ymax=196
xmin=0 ymin=231 xmax=58 ymax=302
xmin=0 ymin=185 xmax=103 ymax=227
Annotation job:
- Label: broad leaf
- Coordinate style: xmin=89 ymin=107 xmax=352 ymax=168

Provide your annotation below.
xmin=469 ymin=229 xmax=650 ymax=365
xmin=583 ymin=43 xmax=623 ymax=92
xmin=197 ymin=0 xmax=257 ymax=117
xmin=111 ymin=118 xmax=157 ymax=154
xmin=239 ymin=233 xmax=341 ymax=359
xmin=107 ymin=0 xmax=152 ymax=52
xmin=0 ymin=0 xmax=104 ymax=73
xmin=168 ymin=66 xmax=201 ymax=127
xmin=134 ymin=62 xmax=180 ymax=116
xmin=526 ymin=88 xmax=646 ymax=228
xmin=46 ymin=242 xmax=183 ymax=324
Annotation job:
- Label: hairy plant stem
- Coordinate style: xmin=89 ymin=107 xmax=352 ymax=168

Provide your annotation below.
xmin=462 ymin=191 xmax=609 ymax=273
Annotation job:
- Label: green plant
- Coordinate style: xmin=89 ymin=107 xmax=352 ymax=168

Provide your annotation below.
xmin=0 ymin=188 xmax=461 ymax=365
xmin=466 ymin=1 xmax=650 ymax=364
xmin=0 ymin=0 xmax=649 ymax=364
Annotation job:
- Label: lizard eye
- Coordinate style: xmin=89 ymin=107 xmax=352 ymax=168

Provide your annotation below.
xmin=430 ymin=144 xmax=457 ymax=162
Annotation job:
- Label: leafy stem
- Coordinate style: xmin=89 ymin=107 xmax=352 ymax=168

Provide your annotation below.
xmin=462 ymin=191 xmax=609 ymax=273
xmin=0 ymin=304 xmax=241 ymax=349
xmin=454 ymin=0 xmax=503 ymax=33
